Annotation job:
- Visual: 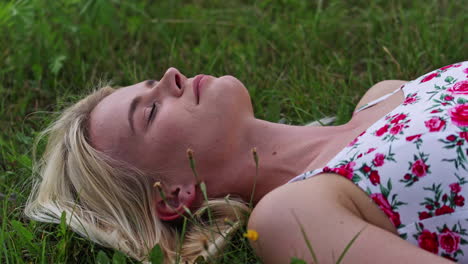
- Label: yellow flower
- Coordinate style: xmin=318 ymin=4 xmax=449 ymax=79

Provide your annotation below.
xmin=243 ymin=229 xmax=259 ymax=241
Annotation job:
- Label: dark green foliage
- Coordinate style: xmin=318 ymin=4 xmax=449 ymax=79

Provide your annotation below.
xmin=149 ymin=244 xmax=164 ymax=264
xmin=1 ymin=0 xmax=466 ymax=263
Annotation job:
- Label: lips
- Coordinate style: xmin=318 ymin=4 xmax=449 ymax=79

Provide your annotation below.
xmin=193 ymin=74 xmax=205 ymax=104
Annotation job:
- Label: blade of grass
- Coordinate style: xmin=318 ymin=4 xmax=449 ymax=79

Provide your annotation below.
xmin=291 ymin=210 xmax=318 ymax=264
xmin=335 ymin=225 xmax=367 ymax=264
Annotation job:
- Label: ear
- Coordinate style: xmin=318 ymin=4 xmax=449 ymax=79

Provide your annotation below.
xmin=155 ymin=183 xmax=196 ymax=221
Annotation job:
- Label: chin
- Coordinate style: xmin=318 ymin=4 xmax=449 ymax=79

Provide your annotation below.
xmin=216 ymin=75 xmax=253 ymax=113
xmin=220 ymin=75 xmax=247 ymax=89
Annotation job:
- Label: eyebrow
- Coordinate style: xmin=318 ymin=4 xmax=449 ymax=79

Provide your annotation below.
xmin=145 ymin=80 xmax=156 ymax=88
xmin=128 ymin=96 xmax=142 ymax=134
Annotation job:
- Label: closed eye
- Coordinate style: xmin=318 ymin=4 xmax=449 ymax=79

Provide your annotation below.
xmin=147 ymin=102 xmax=157 ymax=125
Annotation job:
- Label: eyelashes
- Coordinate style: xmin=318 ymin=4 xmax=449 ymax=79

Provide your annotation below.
xmin=147 ymin=102 xmax=157 ymax=125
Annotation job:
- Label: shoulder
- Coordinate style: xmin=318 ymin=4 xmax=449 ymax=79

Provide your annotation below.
xmin=247 ymin=173 xmax=453 ymax=264
xmin=247 ymin=174 xmax=408 ymax=264
xmin=247 ymin=174 xmax=358 ymax=263
xmin=249 ymin=173 xmax=399 ymax=238
xmin=354 ymin=80 xmax=407 ymax=111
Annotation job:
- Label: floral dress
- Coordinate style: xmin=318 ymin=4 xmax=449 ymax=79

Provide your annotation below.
xmin=288 ymin=62 xmax=468 ymax=262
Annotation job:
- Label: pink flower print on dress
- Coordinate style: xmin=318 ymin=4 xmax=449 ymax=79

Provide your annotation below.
xmin=347 ymin=130 xmax=365 ymax=148
xmin=447 ymin=80 xmax=468 ymax=95
xmin=448 ymin=103 xmax=468 ymax=127
xmin=366 ymin=148 xmax=376 ymax=154
xmin=373 ymin=153 xmax=385 ymax=167
xmin=376 ymin=113 xmax=411 ymax=139
xmin=446 ymin=135 xmax=457 ymax=141
xmin=439 ymin=64 xmax=461 ymax=71
xmin=418 ymin=230 xmax=439 ymax=254
xmin=454 ymin=195 xmax=465 ymax=206
xmin=424 ymin=117 xmax=446 ymax=132
xmin=400 ymin=155 xmax=429 ymax=186
xmin=459 ymin=132 xmax=468 ymax=141
xmin=450 ymin=183 xmax=462 ymax=193
xmin=403 ymin=93 xmax=419 ymax=105
xmin=419 ymin=211 xmax=432 ymax=220
xmin=439 ymin=228 xmax=461 ymax=254
xmin=390 ymin=123 xmax=405 ymax=135
xmin=440 ymin=65 xmax=455 ymax=71
xmin=382 ymin=207 xmax=401 ymax=227
xmin=370 ymin=193 xmax=391 ymax=208
xmin=362 ymin=165 xmax=371 ymax=173
xmin=391 ymin=114 xmax=407 ymax=124
xmin=412 ymin=159 xmax=429 ymax=177
xmin=370 ymin=193 xmax=401 ymax=227
xmin=444 ymin=95 xmax=454 ymax=101
xmin=406 ymin=134 xmax=422 ymax=141
xmin=376 ymin=124 xmax=389 ymax=136
xmin=435 ymin=205 xmax=454 ymax=216
xmin=289 ymin=61 xmax=468 ymax=261
xmin=404 ymin=97 xmax=417 ymax=105
xmin=347 ymin=137 xmax=358 ymax=147
xmin=421 ymin=72 xmax=439 ymax=83
xmin=332 ymin=161 xmax=356 ymax=180
xmin=369 ymin=170 xmax=381 ymax=185
xmin=442 ymin=194 xmax=448 ymax=202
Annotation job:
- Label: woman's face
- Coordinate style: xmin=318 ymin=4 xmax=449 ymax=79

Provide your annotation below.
xmin=89 ymin=68 xmax=253 ymax=188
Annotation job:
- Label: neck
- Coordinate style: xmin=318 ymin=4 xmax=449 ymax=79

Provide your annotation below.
xmin=226 ymin=117 xmax=356 ymax=204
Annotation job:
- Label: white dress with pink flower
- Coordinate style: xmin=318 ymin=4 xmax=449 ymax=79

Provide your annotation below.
xmin=288 ymin=62 xmax=468 ymax=262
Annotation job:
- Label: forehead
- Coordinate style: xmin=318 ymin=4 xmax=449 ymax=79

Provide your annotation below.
xmin=89 ymin=83 xmax=145 ymax=154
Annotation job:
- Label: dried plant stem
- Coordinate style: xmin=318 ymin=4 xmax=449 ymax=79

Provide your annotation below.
xmin=249 ymin=147 xmax=259 ymax=208
xmin=186 ymin=148 xmax=200 ymax=184
xmin=186 ymin=148 xmax=217 ymax=249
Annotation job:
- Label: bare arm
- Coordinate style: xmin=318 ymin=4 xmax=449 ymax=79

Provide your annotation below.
xmin=248 ymin=174 xmax=454 ymax=264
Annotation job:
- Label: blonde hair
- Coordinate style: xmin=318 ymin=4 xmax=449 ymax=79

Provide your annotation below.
xmin=24 ymin=86 xmax=251 ymax=263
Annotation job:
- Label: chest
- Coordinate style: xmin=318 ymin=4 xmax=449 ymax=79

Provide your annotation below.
xmin=302 ymin=89 xmax=405 ymax=174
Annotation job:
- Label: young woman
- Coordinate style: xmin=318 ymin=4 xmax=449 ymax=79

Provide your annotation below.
xmin=25 ymin=62 xmax=467 ymax=263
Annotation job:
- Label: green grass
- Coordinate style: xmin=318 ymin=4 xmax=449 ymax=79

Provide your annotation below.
xmin=0 ymin=0 xmax=466 ymax=263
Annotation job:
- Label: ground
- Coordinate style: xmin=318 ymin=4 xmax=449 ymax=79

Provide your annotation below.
xmin=0 ymin=0 xmax=466 ymax=263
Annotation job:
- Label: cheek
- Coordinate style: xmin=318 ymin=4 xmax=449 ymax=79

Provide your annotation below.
xmin=152 ymin=112 xmax=224 ymax=164
xmin=147 ymin=81 xmax=251 ymax=156
xmin=148 ymin=105 xmax=210 ymax=155
xmin=142 ymin=127 xmax=188 ymax=172
xmin=151 ymin=117 xmax=188 ymax=148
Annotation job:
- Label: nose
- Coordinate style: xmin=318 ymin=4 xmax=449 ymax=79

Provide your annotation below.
xmin=157 ymin=67 xmax=187 ymax=97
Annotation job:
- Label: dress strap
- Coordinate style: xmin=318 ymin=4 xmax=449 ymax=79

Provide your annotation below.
xmin=353 ymin=84 xmax=405 ymax=114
